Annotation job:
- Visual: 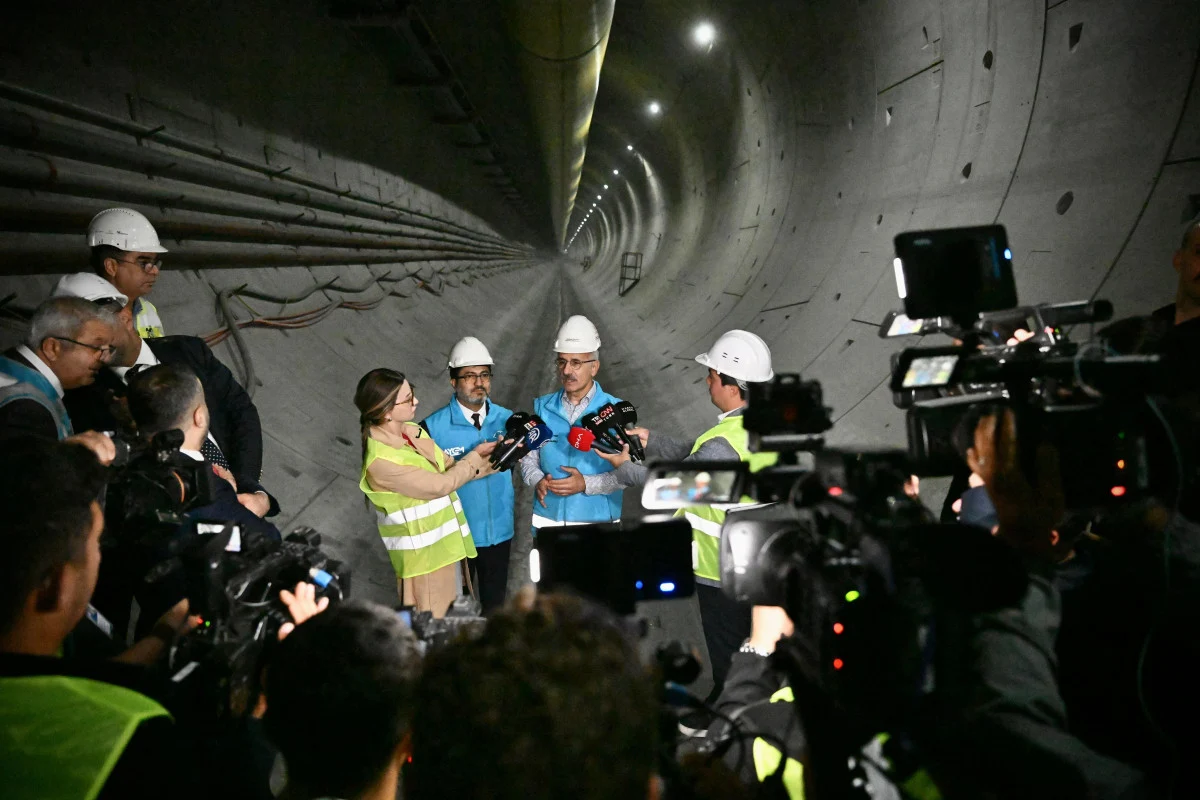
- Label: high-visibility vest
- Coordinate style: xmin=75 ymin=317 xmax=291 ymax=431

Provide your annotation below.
xmin=675 ymin=413 xmax=778 ymax=582
xmin=0 ymin=355 xmax=73 ymax=439
xmin=751 ymin=686 xmax=806 ymax=798
xmin=133 ymin=297 xmax=164 ymax=339
xmin=0 ymin=675 xmax=170 ymax=800
xmin=359 ymin=430 xmax=478 ymax=579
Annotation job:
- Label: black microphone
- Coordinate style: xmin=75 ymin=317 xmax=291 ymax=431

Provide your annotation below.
xmin=613 ymin=400 xmax=646 ymax=461
xmin=595 ymin=403 xmax=643 ymax=463
xmin=583 ymin=411 xmax=626 ymax=453
xmin=489 ymin=412 xmax=537 ymax=469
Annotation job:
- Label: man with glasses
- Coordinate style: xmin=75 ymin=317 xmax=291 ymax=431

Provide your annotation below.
xmin=420 ymin=337 xmax=515 ymax=612
xmin=519 ymin=315 xmax=624 ymax=532
xmin=88 ymin=207 xmax=169 ymax=339
xmin=0 ymin=296 xmax=118 ymax=464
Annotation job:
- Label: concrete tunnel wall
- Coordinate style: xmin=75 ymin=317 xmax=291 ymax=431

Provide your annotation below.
xmin=1 ymin=0 xmax=1199 ymax=613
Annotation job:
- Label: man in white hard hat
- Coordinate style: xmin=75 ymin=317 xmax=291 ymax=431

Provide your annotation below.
xmin=420 ymin=337 xmax=516 ymax=612
xmin=88 ymin=208 xmax=168 ymax=339
xmin=519 ymin=315 xmax=626 ymax=530
xmin=596 ymin=329 xmax=779 ymax=699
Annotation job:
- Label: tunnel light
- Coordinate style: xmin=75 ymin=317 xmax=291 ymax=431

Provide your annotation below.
xmin=604 ymin=184 xmax=609 ymax=189
xmin=693 ymin=21 xmax=716 ymax=47
xmin=648 ymin=101 xmax=662 ymax=115
xmin=597 ymin=194 xmax=602 ymax=199
xmin=613 ymin=169 xmax=619 ymax=175
xmin=627 ymin=144 xmax=633 ymax=151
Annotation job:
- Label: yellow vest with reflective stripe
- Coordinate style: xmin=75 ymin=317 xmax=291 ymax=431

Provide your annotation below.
xmin=0 ymin=675 xmax=170 ymax=800
xmin=676 ymin=413 xmax=778 ymax=582
xmin=134 ymin=297 xmax=164 ymax=339
xmin=359 ymin=429 xmax=477 ymax=579
xmin=750 ymin=686 xmax=805 ymax=798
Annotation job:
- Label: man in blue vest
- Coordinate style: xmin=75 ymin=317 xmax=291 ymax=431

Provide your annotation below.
xmin=0 ymin=296 xmax=118 ymax=464
xmin=420 ymin=337 xmax=515 ymax=613
xmin=519 ymin=315 xmax=624 ymax=532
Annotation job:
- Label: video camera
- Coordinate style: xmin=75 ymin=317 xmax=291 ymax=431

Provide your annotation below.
xmin=884 ymin=224 xmax=1181 ymax=510
xmin=100 ymin=431 xmax=349 ymax=720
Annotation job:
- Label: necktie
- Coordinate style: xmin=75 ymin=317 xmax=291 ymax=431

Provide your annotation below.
xmin=200 ymin=436 xmax=231 ymax=471
xmin=471 ymin=412 xmax=481 ymax=430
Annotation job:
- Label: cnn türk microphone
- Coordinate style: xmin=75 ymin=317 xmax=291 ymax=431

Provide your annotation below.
xmin=583 ymin=412 xmax=626 ymax=452
xmin=594 ymin=403 xmax=643 ymax=462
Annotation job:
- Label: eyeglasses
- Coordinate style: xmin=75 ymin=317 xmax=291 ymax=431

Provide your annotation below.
xmin=456 ymin=371 xmax=493 ymax=383
xmin=116 ymin=258 xmax=163 ymax=273
xmin=555 ymin=358 xmax=597 ymax=371
xmin=53 ymin=337 xmax=115 ymax=359
xmin=394 ymin=392 xmax=417 ymax=406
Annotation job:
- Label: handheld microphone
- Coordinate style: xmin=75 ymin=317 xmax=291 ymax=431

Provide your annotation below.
xmin=568 ymin=426 xmax=620 ymax=455
xmin=490 ymin=412 xmax=539 ymax=469
xmin=613 ymin=400 xmax=646 ymax=461
xmin=583 ymin=412 xmax=626 ymax=453
xmin=594 ymin=403 xmax=643 ymax=462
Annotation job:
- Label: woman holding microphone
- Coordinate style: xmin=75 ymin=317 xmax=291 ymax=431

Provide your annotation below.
xmin=355 ymin=368 xmax=498 ymax=616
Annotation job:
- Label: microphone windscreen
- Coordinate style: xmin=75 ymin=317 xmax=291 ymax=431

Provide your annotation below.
xmin=615 ymin=400 xmax=638 ymax=426
xmin=525 ymin=424 xmax=553 ymax=452
xmin=568 ymin=426 xmax=595 ymax=451
xmin=505 ymin=412 xmax=532 ymax=434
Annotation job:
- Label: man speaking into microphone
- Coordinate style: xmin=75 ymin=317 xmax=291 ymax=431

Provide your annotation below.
xmin=519 ymin=315 xmax=626 ymax=532
xmin=421 ymin=337 xmax=515 ymax=613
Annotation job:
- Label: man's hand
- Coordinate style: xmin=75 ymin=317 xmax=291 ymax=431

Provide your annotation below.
xmin=237 ymin=491 xmax=270 ymax=518
xmin=214 ymin=464 xmax=238 ymax=491
xmin=535 ymin=475 xmax=551 ymax=507
xmin=967 ymin=409 xmax=1064 ymax=559
xmin=595 ymin=444 xmax=631 ymax=468
xmin=546 ymin=466 xmax=586 ymax=496
xmin=277 ymin=581 xmax=330 ymax=640
xmin=626 ymin=427 xmax=650 ymax=447
xmin=748 ymin=606 xmax=794 ymax=655
xmin=65 ymin=431 xmax=117 ymax=465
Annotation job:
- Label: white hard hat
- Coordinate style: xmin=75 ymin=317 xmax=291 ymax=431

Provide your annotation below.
xmin=695 ymin=330 xmax=774 ymax=383
xmin=52 ymin=272 xmax=129 ymax=307
xmin=87 ymin=208 xmax=169 ymax=254
xmin=448 ymin=336 xmax=494 ymax=369
xmin=553 ymin=315 xmax=601 ymax=352
xmin=695 ymin=472 xmax=711 ymax=483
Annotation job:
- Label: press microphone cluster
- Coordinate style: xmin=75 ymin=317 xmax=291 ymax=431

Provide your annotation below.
xmin=571 ymin=401 xmax=645 ymax=462
xmin=491 ymin=412 xmax=553 ymax=471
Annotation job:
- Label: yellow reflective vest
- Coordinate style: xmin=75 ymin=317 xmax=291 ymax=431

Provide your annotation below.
xmin=133 ymin=297 xmax=164 ymax=339
xmin=359 ymin=432 xmax=478 ymax=579
xmin=676 ymin=413 xmax=779 ymax=582
xmin=0 ymin=675 xmax=170 ymax=800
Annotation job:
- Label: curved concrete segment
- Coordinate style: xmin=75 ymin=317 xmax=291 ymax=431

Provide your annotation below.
xmin=1 ymin=1 xmax=1198 ymax=674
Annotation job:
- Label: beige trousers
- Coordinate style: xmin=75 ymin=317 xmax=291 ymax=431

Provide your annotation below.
xmin=397 ymin=559 xmax=475 ymax=618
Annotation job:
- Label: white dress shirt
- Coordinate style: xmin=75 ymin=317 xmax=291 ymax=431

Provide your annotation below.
xmin=15 ymin=344 xmax=64 ymax=399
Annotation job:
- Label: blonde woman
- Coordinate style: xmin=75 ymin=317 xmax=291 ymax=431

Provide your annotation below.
xmin=355 ymin=368 xmax=497 ymax=616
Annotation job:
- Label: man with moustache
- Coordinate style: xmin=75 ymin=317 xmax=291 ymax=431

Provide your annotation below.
xmin=87 ymin=208 xmax=169 ymax=339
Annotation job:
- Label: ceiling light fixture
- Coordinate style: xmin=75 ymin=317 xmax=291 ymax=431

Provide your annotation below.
xmin=648 ymin=101 xmax=661 ymax=115
xmin=693 ymin=21 xmax=716 ymax=48
xmin=613 ymin=169 xmax=619 ymax=175
xmin=627 ymin=144 xmax=633 ymax=151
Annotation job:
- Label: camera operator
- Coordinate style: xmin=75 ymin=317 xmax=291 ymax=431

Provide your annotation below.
xmin=263 ymin=601 xmax=419 ymax=800
xmin=57 ymin=274 xmax=279 ymax=519
xmin=0 ymin=295 xmax=118 ymax=464
xmin=946 ymin=409 xmax=1154 ymax=799
xmin=0 ymin=437 xmax=202 ymax=799
xmin=595 ymin=330 xmax=780 ymax=701
xmin=406 ymin=589 xmax=661 ymax=800
xmin=705 ymin=605 xmax=806 ymax=798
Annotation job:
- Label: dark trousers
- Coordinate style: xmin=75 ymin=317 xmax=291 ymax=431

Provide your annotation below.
xmin=697 ymin=583 xmax=752 ymax=701
xmin=471 ymin=539 xmax=512 ymax=614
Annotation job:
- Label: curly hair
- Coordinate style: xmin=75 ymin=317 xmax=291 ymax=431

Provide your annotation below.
xmin=407 ymin=592 xmax=659 ymax=800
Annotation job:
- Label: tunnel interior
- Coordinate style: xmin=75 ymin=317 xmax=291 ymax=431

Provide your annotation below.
xmin=2 ymin=0 xmax=1199 ymax=668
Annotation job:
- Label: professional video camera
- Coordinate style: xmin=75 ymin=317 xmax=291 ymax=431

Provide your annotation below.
xmin=399 ymin=595 xmax=488 ymax=652
xmin=883 ymin=225 xmax=1183 ymax=510
xmin=100 ymin=431 xmax=349 ymax=720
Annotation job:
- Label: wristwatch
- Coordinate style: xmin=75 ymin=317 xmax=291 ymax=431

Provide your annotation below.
xmin=738 ymin=639 xmax=772 ymax=657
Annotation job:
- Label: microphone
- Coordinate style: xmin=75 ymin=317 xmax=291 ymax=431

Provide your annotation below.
xmin=593 ymin=403 xmax=643 ymax=463
xmin=582 ymin=411 xmax=626 ymax=453
xmin=568 ymin=426 xmax=620 ymax=455
xmin=613 ymin=400 xmax=646 ymax=461
xmin=490 ymin=412 xmax=540 ymax=470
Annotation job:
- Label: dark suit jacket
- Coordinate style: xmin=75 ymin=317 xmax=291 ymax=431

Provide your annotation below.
xmin=0 ymin=348 xmax=65 ymax=443
xmin=64 ymin=335 xmax=279 ymax=515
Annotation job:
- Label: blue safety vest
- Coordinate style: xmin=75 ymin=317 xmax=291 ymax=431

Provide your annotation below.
xmin=0 ymin=355 xmax=73 ymax=439
xmin=532 ymin=381 xmax=623 ymax=526
xmin=421 ymin=398 xmax=515 ymax=549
